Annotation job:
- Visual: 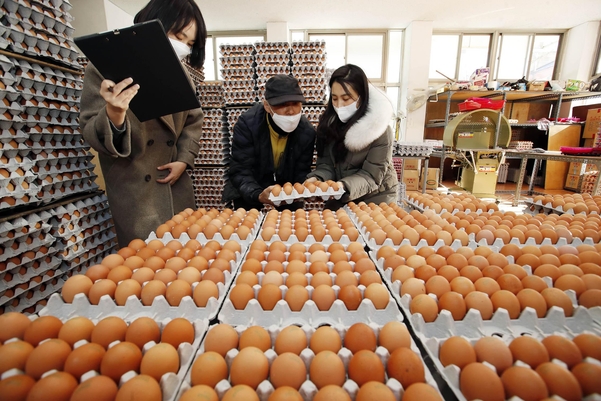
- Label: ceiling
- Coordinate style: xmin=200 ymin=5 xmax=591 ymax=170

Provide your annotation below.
xmin=108 ymin=0 xmax=601 ymax=32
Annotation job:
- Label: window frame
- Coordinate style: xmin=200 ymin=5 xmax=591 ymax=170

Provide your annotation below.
xmin=429 ymin=31 xmax=493 ymax=83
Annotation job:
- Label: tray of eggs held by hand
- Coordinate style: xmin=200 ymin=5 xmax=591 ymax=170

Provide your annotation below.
xmin=269 ymin=181 xmax=345 ymax=206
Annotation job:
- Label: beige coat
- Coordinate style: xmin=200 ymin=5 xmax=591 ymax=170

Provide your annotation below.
xmin=79 ymin=64 xmax=204 ymax=247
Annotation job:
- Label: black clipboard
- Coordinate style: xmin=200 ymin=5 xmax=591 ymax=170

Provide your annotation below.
xmin=75 ymin=20 xmax=201 ymax=122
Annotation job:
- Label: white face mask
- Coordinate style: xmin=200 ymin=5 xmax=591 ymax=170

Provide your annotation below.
xmin=169 ymin=38 xmax=191 ymax=60
xmin=269 ymin=107 xmax=302 ymax=133
xmin=334 ymin=100 xmax=359 ymax=123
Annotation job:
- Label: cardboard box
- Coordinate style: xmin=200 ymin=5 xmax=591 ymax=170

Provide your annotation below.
xmin=403 ymin=169 xmax=419 ymax=191
xmin=509 ymin=103 xmax=531 ymax=123
xmin=528 ymin=81 xmax=547 ymax=91
xmin=582 ymin=108 xmax=601 ymax=138
xmin=403 ymin=159 xmax=421 ymax=170
xmin=564 ymin=174 xmax=582 ymax=191
xmin=568 ymin=162 xmax=587 ymax=176
xmin=420 ymin=168 xmax=440 ymax=190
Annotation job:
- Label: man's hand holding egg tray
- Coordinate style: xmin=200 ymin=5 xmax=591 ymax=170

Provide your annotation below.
xmin=268 ymin=180 xmax=345 ymax=205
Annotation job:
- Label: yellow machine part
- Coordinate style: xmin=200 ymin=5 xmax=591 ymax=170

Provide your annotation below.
xmin=443 ymin=109 xmax=511 ymax=149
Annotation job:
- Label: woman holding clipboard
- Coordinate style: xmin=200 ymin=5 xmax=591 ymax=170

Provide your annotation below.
xmin=79 ymin=0 xmax=207 ymax=248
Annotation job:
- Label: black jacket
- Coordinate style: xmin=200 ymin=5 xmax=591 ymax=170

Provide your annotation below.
xmin=222 ymin=103 xmax=316 ymax=204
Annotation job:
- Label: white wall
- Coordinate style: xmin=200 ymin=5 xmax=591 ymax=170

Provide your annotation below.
xmin=104 ymin=0 xmax=134 ymax=30
xmin=70 ymin=0 xmax=108 ymax=38
xmin=559 ymin=21 xmax=600 ymax=81
xmin=266 ymin=22 xmax=289 ymax=42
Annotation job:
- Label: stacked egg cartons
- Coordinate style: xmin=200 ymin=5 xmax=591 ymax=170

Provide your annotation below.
xmin=191 ymin=104 xmax=231 ymax=209
xmin=291 ymin=41 xmax=328 ymax=105
xmin=197 ymin=82 xmax=225 ymax=109
xmin=224 ymin=106 xmax=250 ymax=151
xmin=580 ymin=171 xmax=600 ymax=195
xmin=0 ymin=0 xmax=80 ymax=70
xmin=220 ymin=44 xmax=256 ymax=106
xmin=254 ymin=41 xmax=291 ymax=100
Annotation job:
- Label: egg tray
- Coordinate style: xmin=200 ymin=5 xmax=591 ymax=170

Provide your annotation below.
xmin=290 ymin=41 xmax=326 ymax=54
xmin=0 ymin=211 xmax=51 ymax=244
xmin=0 ymin=230 xmax=56 ymax=264
xmin=175 ymin=321 xmax=443 ymax=401
xmin=0 ymin=317 xmax=210 ymax=401
xmin=146 ymin=221 xmax=263 ymax=252
xmin=268 ymin=186 xmax=345 ymax=206
xmin=35 ymin=180 xmax=100 ymax=205
xmin=58 ymin=229 xmax=116 ymax=262
xmin=218 ymin=282 xmax=402 ymax=327
xmin=0 ymin=251 xmax=61 ymax=297
xmin=418 ymin=326 xmax=601 ymax=401
xmin=405 ymin=196 xmax=493 ymax=215
xmin=3 ymin=273 xmax=67 ymax=313
xmin=524 ymin=197 xmax=600 ymax=216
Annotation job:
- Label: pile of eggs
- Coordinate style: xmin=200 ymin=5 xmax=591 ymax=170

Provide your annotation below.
xmin=0 ymin=313 xmax=196 ymax=401
xmin=229 ymin=240 xmax=391 ymax=311
xmin=154 ymin=207 xmax=261 ymax=240
xmin=271 ymin=180 xmax=341 ymax=197
xmin=260 ymin=209 xmax=359 ymax=242
xmin=407 ymin=193 xmax=499 ymax=214
xmin=60 ymin=238 xmax=241 ymax=307
xmin=181 ymin=322 xmax=442 ymax=401
xmin=531 ymin=193 xmax=601 ymax=214
xmin=377 ymin=244 xmax=601 ymax=322
xmin=348 ymin=202 xmax=471 ymax=246
xmin=438 ymin=333 xmax=601 ymax=400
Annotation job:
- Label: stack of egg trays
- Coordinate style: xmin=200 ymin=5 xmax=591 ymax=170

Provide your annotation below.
xmin=175 ymin=321 xmax=445 ymax=401
xmin=41 ymin=232 xmax=246 ymax=322
xmin=291 ymin=41 xmax=328 ymax=104
xmin=198 ymin=81 xmax=225 ymax=109
xmin=1 ymin=0 xmax=81 ymax=69
xmin=255 ymin=42 xmax=291 ymax=100
xmin=194 ymin=108 xmax=230 ymax=165
xmin=394 ymin=142 xmax=434 ymax=157
xmin=36 ymin=303 xmax=211 ymax=401
xmin=302 ymin=105 xmax=325 ymax=164
xmin=220 ymin=44 xmax=257 ymax=106
xmin=225 ymin=106 xmax=251 ymax=147
xmin=183 ymin=58 xmax=205 ymax=85
xmin=0 ymin=210 xmax=61 ymax=312
xmin=49 ymin=193 xmax=116 ymax=266
xmin=189 ymin=168 xmax=232 ymax=210
xmin=412 ymin=302 xmax=601 ymax=401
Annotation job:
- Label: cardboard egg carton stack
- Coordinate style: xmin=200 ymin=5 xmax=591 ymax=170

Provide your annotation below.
xmin=394 ymin=142 xmax=434 ymax=157
xmin=224 ymin=106 xmax=251 ymax=147
xmin=579 ymin=171 xmax=600 ymax=195
xmin=220 ymin=44 xmax=257 ymax=106
xmin=255 ymin=42 xmax=291 ymax=99
xmin=0 ymin=0 xmax=81 ymax=69
xmin=196 ymin=82 xmax=225 ymax=109
xmin=194 ymin=109 xmax=230 ymax=165
xmin=291 ymin=41 xmax=328 ymax=104
xmin=189 ymin=167 xmax=232 ymax=210
xmin=0 ymin=55 xmax=97 ymax=210
xmin=182 ymin=58 xmax=205 ymax=85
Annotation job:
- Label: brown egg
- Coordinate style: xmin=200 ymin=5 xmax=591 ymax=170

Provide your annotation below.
xmin=541 ymin=287 xmax=574 ymax=317
xmin=509 ymin=336 xmax=549 ymax=369
xmin=474 ymin=336 xmax=513 ymax=374
xmin=490 ymin=289 xmax=521 ymax=319
xmin=274 ymin=325 xmax=307 ymax=355
xmin=26 ymin=371 xmax=78 ymax=401
xmin=23 ymin=315 xmax=63 ymax=346
xmin=536 ymin=362 xmax=582 ymax=401
xmin=24 ymin=338 xmax=71 ymax=379
xmin=572 ymin=333 xmax=601 ymax=361
xmin=162 ymin=318 xmax=195 ymax=350
xmin=438 ymin=291 xmax=467 ymax=320
xmin=378 ymin=321 xmax=410 ymax=353
xmin=310 ymin=326 xmax=342 ymax=355
xmin=270 ymin=352 xmax=306 ymax=390
xmin=0 ymin=374 xmax=36 ymax=401
xmin=58 ymin=317 xmax=95 ymax=347
xmin=501 ymin=366 xmax=549 ymax=401
xmin=64 ymin=342 xmax=106 ymax=380
xmin=61 ymin=275 xmax=94 ymax=303
xmin=542 ymin=335 xmax=582 ymax=369
xmin=114 ymin=279 xmax=142 ymax=306
xmin=410 ymin=294 xmax=438 ymax=322
xmin=344 ymin=323 xmax=377 ymax=353
xmin=0 ymin=340 xmax=34 ymax=374
xmin=284 ymin=285 xmax=309 ymax=312
xmin=230 ymin=346 xmax=269 ymax=389
xmin=338 ymin=285 xmax=362 ymax=310
xmin=313 ymin=385 xmax=351 ymax=401
xmin=439 ymin=336 xmax=476 ymax=369
xmin=125 ymin=317 xmax=160 ymax=349
xmin=190 ymin=351 xmax=228 ymax=388
xmin=229 ymin=284 xmax=255 ymax=310
xmin=141 ymin=280 xmax=167 ymax=306
xmin=92 ymin=316 xmax=127 ymax=348
xmin=310 ymin=350 xmax=346 ymax=389
xmin=140 ymin=342 xmax=179 ymax=381
xmin=71 ymin=375 xmax=118 ymax=401
xmin=193 ymin=280 xmax=219 ymax=307
xmin=115 ymin=374 xmax=162 ymax=401
xmin=387 ymin=347 xmax=425 ymax=388
xmin=465 ymin=291 xmax=493 ymax=320
xmin=572 ymin=362 xmax=601 ymax=396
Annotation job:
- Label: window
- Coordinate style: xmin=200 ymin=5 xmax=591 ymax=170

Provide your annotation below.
xmin=594 ymin=36 xmax=601 ymax=77
xmin=495 ymin=33 xmax=561 ymax=81
xmin=429 ymin=34 xmax=491 ymax=81
xmin=203 ymin=33 xmax=265 ymax=80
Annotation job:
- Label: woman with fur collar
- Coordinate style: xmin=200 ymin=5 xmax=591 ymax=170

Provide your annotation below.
xmin=305 ymin=64 xmax=399 ymax=209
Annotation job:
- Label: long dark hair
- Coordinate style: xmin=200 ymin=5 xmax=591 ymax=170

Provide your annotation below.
xmin=316 ymin=64 xmax=370 ymax=163
xmin=134 ymin=0 xmax=207 ymax=68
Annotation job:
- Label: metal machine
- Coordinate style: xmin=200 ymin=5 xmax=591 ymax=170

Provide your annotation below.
xmin=443 ymin=109 xmax=511 ymax=196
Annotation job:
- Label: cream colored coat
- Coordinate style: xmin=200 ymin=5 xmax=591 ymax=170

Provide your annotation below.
xmin=80 ymin=64 xmax=204 ymax=247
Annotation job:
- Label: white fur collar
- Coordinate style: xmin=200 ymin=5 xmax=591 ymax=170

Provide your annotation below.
xmin=344 ymin=84 xmax=394 ymax=152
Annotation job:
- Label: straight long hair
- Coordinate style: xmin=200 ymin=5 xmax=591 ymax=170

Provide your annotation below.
xmin=316 ymin=64 xmax=370 ymax=163
xmin=134 ymin=0 xmax=207 ymax=68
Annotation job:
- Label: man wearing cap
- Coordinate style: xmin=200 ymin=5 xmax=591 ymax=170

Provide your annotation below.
xmin=222 ymin=74 xmax=316 ymax=210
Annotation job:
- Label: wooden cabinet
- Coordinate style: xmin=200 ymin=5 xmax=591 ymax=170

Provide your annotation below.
xmin=424 ymin=90 xmax=601 ymax=189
